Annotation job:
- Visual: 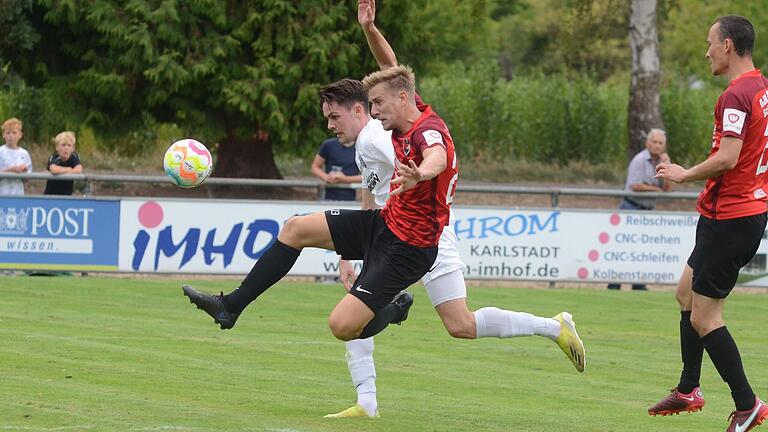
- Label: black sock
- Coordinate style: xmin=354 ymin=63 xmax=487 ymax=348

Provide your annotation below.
xmin=677 ymin=311 xmax=703 ymax=394
xmin=358 ymin=304 xmax=402 ymax=339
xmin=702 ymin=326 xmax=755 ymax=411
xmin=223 ymin=240 xmax=300 ymax=314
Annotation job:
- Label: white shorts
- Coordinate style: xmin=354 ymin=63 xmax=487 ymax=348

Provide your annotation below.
xmin=422 ymin=223 xmax=467 ymax=306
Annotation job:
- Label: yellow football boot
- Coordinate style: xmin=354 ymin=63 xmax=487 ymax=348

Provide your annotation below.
xmin=553 ymin=312 xmax=586 ymax=372
xmin=323 ymin=404 xmax=379 ymax=419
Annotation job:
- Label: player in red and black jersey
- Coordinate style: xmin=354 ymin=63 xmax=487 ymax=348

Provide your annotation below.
xmin=650 ymin=16 xmax=768 ymax=430
xmin=322 ymin=0 xmax=585 ymax=419
xmin=182 ymin=18 xmax=455 ymax=347
xmin=363 ymin=67 xmax=456 ymax=248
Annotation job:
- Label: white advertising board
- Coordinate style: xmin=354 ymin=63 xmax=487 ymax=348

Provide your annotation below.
xmin=118 ymin=199 xmax=768 ymax=286
xmin=119 ymin=199 xmax=359 ymax=275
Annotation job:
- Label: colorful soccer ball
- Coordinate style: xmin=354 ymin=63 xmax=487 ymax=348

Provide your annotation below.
xmin=163 ymin=139 xmax=213 ymax=188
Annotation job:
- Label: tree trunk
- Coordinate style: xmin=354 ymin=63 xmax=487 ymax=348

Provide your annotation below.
xmin=208 ymin=130 xmax=287 ymax=198
xmin=216 ymin=131 xmax=282 ymax=179
xmin=628 ymin=0 xmax=664 ymax=158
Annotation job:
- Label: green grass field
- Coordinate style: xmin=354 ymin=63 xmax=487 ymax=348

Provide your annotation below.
xmin=2 ymin=276 xmax=768 ymax=431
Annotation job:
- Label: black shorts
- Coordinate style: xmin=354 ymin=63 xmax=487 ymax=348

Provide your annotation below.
xmin=325 ymin=209 xmax=438 ymax=312
xmin=687 ymin=212 xmax=767 ymax=299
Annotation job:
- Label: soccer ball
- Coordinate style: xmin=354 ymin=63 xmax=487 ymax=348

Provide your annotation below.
xmin=163 ymin=139 xmax=213 ymax=188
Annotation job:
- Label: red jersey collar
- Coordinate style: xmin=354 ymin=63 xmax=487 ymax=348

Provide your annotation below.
xmin=397 ymin=104 xmax=433 ymax=138
xmin=729 ymin=69 xmax=761 ymax=87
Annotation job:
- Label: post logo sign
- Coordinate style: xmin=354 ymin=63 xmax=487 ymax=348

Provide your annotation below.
xmin=0 ymin=197 xmax=120 ymax=270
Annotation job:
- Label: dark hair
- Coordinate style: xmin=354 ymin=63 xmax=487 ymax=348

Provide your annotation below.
xmin=715 ymin=15 xmax=755 ymax=57
xmin=319 ymin=78 xmax=369 ymax=113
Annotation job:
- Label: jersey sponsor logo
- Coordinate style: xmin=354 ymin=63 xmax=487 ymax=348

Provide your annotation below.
xmin=753 ymin=188 xmax=767 ymax=200
xmin=364 ymin=171 xmax=380 ymax=191
xmin=723 ymin=108 xmax=747 ymax=134
xmin=422 ymin=129 xmax=444 ymax=147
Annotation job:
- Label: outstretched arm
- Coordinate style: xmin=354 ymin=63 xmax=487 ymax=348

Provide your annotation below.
xmin=358 ymin=0 xmax=397 ymax=70
xmin=390 ymin=146 xmax=447 ymax=196
xmin=656 ymin=137 xmax=742 ymax=183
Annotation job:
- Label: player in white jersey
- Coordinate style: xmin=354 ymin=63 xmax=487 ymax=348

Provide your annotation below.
xmin=320 ymin=78 xmax=585 ymax=421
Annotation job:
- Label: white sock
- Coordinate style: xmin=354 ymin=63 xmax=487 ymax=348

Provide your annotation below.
xmin=345 ymin=337 xmax=377 ymax=416
xmin=474 ymin=307 xmax=560 ymax=340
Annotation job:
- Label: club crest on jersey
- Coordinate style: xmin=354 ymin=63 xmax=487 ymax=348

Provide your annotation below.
xmin=403 ymin=138 xmax=411 ymax=156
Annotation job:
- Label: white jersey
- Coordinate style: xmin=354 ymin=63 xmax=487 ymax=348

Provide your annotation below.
xmin=0 ymin=144 xmax=32 ymax=196
xmin=355 ymin=118 xmax=394 ymax=207
xmin=355 ymin=118 xmax=466 ymax=297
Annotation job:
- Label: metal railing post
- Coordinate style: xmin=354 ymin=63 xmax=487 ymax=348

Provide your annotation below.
xmin=551 ymin=191 xmax=560 ymax=207
xmin=317 ymin=184 xmax=325 ymax=200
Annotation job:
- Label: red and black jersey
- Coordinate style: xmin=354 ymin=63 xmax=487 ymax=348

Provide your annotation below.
xmin=380 ymin=94 xmax=458 ymax=247
xmin=698 ymin=69 xmax=768 ymax=220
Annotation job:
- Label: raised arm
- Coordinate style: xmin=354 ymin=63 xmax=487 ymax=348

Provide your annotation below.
xmin=358 ymin=0 xmax=397 ymax=70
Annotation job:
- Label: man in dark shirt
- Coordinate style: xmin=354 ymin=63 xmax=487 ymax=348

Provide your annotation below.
xmin=310 ymin=137 xmax=360 ymax=201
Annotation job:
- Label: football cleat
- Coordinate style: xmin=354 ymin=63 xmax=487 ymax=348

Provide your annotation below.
xmin=553 ymin=312 xmax=586 ymax=372
xmin=726 ymin=398 xmax=768 ymax=432
xmin=182 ymin=285 xmax=240 ymax=329
xmin=648 ymin=387 xmax=705 ymax=416
xmin=323 ymin=404 xmax=379 ymax=419
xmin=390 ymin=290 xmax=414 ymax=325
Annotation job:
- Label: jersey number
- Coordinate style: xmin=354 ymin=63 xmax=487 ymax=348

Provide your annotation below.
xmin=445 ymin=151 xmax=458 ymax=204
xmin=756 ymin=122 xmax=768 ymax=175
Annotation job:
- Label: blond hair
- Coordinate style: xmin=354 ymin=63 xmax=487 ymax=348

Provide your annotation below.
xmin=54 ymin=131 xmax=76 ymax=147
xmin=362 ymin=65 xmax=416 ymax=96
xmin=2 ymin=117 xmax=22 ymax=132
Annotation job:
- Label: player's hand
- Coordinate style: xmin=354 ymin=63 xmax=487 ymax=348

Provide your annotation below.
xmin=390 ymin=159 xmax=423 ymax=196
xmin=659 ymin=152 xmax=671 ymax=164
xmin=358 ymin=0 xmax=375 ymax=27
xmin=655 ymin=162 xmax=686 ymax=183
xmin=338 ymin=259 xmax=356 ymax=291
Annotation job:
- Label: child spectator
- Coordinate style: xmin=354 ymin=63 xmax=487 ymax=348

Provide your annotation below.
xmin=0 ymin=117 xmax=33 ymax=195
xmin=44 ymin=131 xmax=83 ymax=195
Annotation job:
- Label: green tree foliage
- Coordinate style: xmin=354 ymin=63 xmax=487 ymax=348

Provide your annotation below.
xmin=0 ymin=0 xmax=39 ymax=87
xmin=662 ymin=1 xmax=768 ymax=86
xmin=2 ymin=0 xmax=496 ymax=178
xmin=12 ymin=0 xmax=375 ymax=177
xmin=493 ymin=0 xmax=630 ymax=80
xmin=420 ymin=63 xmax=627 ymax=165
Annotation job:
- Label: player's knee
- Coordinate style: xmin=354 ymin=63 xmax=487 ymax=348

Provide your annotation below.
xmin=689 ymin=313 xmax=716 ymax=337
xmin=675 ymin=286 xmax=690 ymax=308
xmin=328 ymin=315 xmax=362 ymax=341
xmin=443 ymin=317 xmax=476 ymax=339
xmin=279 ymin=216 xmax=306 ymax=248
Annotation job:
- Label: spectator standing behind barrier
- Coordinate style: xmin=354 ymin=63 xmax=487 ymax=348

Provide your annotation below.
xmin=311 ymin=137 xmax=361 ymax=201
xmin=44 ymin=131 xmax=83 ymax=195
xmin=0 ymin=117 xmax=32 ymax=196
xmin=608 ymin=128 xmax=672 ymax=291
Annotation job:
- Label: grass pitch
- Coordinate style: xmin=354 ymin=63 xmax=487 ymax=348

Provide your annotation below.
xmin=2 ymin=276 xmax=768 ymax=431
